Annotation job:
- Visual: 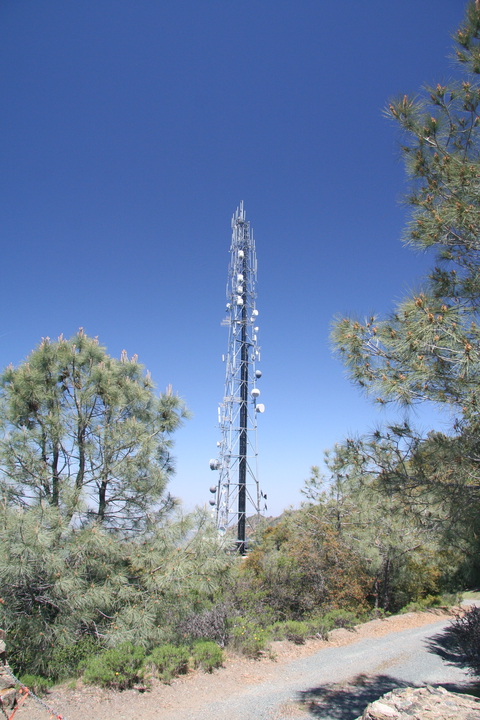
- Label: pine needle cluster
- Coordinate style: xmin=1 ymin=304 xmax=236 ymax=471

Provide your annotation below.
xmin=332 ymin=2 xmax=480 ymax=418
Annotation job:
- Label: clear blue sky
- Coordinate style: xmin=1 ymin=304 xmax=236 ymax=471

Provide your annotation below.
xmin=0 ymin=0 xmax=465 ymax=515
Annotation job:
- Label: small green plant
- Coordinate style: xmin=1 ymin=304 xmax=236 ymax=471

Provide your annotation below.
xmin=307 ymin=618 xmax=331 ymax=640
xmin=191 ymin=641 xmax=224 ymax=672
xmin=400 ymin=601 xmax=424 ymax=614
xmin=285 ymin=620 xmax=311 ymax=644
xmin=305 ymin=610 xmax=359 ymax=640
xmin=441 ymin=592 xmax=463 ymax=607
xmin=48 ymin=636 xmax=100 ymax=680
xmin=82 ymin=643 xmax=145 ymax=690
xmin=421 ymin=594 xmax=442 ymax=608
xmin=269 ymin=622 xmax=288 ymax=640
xmin=269 ymin=620 xmax=311 ymax=644
xmin=231 ymin=619 xmax=270 ymax=658
xmin=320 ymin=609 xmax=360 ymax=629
xmin=146 ymin=644 xmax=190 ymax=683
xmin=19 ymin=674 xmax=53 ymax=696
xmin=400 ymin=594 xmax=447 ymax=614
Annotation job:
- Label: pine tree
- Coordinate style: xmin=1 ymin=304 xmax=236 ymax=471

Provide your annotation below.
xmin=0 ymin=329 xmax=188 ymax=530
xmin=331 ymin=2 xmax=480 ymax=420
xmin=329 ymin=3 xmax=480 ymax=571
xmin=0 ymin=332 xmax=238 ymax=679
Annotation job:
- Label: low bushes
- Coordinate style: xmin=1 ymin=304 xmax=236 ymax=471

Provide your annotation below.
xmin=191 ymin=641 xmax=224 ymax=672
xmin=400 ymin=592 xmax=463 ymax=614
xmin=19 ymin=674 xmax=53 ymax=696
xmin=76 ymin=608 xmax=363 ymax=687
xmin=82 ymin=643 xmax=146 ymax=690
xmin=271 ymin=620 xmax=311 ymax=644
xmin=47 ymin=636 xmax=100 ymax=681
xmin=80 ymin=640 xmax=223 ymax=688
xmin=269 ymin=609 xmax=361 ymax=644
xmin=145 ymin=644 xmax=190 ymax=683
xmin=231 ymin=619 xmax=270 ymax=658
xmin=178 ymin=604 xmax=230 ymax=647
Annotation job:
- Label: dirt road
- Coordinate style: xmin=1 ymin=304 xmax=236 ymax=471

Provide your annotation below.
xmin=14 ymin=609 xmax=477 ymax=720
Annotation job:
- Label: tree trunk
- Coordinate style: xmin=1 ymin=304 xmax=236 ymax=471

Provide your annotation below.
xmin=98 ymin=479 xmax=108 ymax=521
xmin=51 ymin=442 xmax=60 ymax=507
xmin=382 ymin=557 xmax=391 ymax=611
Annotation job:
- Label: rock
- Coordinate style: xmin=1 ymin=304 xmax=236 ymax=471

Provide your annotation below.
xmin=0 ymin=670 xmax=14 ymax=691
xmin=356 ymin=685 xmax=480 ymax=720
xmin=0 ymin=687 xmax=17 ymax=711
xmin=364 ymin=700 xmax=400 ymax=718
xmin=0 ymin=629 xmax=16 ymax=713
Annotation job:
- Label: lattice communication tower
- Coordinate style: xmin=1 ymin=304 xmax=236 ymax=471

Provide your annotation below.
xmin=209 ymin=202 xmax=266 ymax=553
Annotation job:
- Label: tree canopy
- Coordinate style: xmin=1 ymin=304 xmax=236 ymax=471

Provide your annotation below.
xmin=331 ymin=2 xmax=480 ymax=420
xmin=0 ymin=329 xmax=188 ymax=530
xmin=330 ymin=2 xmax=480 ymax=584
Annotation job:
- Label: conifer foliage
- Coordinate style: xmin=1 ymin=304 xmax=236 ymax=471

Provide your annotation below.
xmin=331 ymin=2 xmax=480 ymax=417
xmin=330 ymin=2 xmax=480 ymax=568
xmin=0 ymin=329 xmax=188 ymax=529
xmin=0 ymin=332 xmax=235 ymax=679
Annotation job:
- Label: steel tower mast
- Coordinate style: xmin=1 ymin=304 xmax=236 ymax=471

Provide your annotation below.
xmin=209 ymin=202 xmax=266 ymax=553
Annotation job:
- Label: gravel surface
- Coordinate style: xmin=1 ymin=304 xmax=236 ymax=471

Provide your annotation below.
xmin=14 ymin=609 xmax=479 ymax=720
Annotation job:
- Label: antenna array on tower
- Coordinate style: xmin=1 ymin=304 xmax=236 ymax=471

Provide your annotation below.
xmin=209 ymin=202 xmax=266 ymax=552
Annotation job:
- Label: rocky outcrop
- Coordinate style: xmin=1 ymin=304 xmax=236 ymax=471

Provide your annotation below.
xmin=0 ymin=629 xmax=17 ymax=714
xmin=356 ymin=685 xmax=480 ymax=720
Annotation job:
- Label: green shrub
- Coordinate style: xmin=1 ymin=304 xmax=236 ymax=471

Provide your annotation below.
xmin=19 ymin=674 xmax=53 ymax=696
xmin=400 ymin=601 xmax=424 ymax=614
xmin=440 ymin=592 xmax=463 ymax=607
xmin=82 ymin=643 xmax=145 ymax=690
xmin=306 ymin=618 xmax=331 ymax=640
xmin=400 ymin=595 xmax=444 ymax=614
xmin=269 ymin=620 xmax=311 ymax=644
xmin=400 ymin=592 xmax=463 ymax=615
xmin=192 ymin=641 xmax=224 ymax=672
xmin=145 ymin=644 xmax=189 ymax=683
xmin=47 ymin=636 xmax=100 ymax=681
xmin=231 ymin=619 xmax=270 ymax=658
xmin=320 ymin=609 xmax=360 ymax=629
xmin=269 ymin=622 xmax=285 ymax=640
xmin=306 ymin=610 xmax=359 ymax=640
xmin=284 ymin=620 xmax=311 ymax=644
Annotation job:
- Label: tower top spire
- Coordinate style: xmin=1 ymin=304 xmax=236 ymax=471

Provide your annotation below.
xmin=232 ymin=200 xmax=246 ymax=227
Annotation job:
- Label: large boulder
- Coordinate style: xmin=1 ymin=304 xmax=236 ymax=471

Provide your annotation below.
xmin=356 ymin=685 xmax=480 ymax=720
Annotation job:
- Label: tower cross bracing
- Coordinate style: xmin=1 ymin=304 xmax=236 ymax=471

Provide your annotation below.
xmin=209 ymin=202 xmax=265 ymax=552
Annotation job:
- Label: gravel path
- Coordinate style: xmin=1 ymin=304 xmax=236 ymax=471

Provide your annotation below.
xmin=14 ymin=610 xmax=478 ymax=720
